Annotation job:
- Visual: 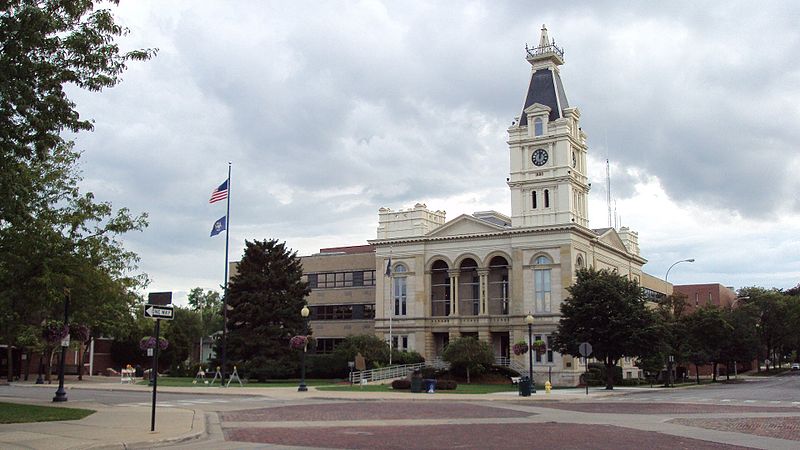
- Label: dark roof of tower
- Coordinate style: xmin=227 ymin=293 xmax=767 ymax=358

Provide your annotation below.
xmin=518 ymin=68 xmax=569 ymax=125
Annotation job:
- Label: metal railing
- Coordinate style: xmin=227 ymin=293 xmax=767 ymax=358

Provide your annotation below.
xmin=349 ymin=359 xmax=451 ymax=384
xmin=495 ymin=356 xmax=529 ymax=378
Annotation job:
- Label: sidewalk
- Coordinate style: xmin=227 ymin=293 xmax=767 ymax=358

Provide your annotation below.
xmin=1 ymin=379 xmax=205 ymax=449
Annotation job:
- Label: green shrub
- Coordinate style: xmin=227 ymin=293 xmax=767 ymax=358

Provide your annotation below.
xmin=392 ymin=350 xmax=425 ymax=365
xmin=391 ymin=379 xmax=411 ymax=390
xmin=436 ymin=379 xmax=458 ymax=390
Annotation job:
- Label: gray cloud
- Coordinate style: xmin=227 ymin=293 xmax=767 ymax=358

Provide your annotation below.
xmin=64 ymin=1 xmax=800 ymax=300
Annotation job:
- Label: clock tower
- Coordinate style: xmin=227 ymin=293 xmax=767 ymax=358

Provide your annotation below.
xmin=508 ymin=25 xmax=589 ymax=228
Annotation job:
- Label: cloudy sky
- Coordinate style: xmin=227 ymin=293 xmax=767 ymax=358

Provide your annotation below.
xmin=69 ymin=1 xmax=800 ymax=304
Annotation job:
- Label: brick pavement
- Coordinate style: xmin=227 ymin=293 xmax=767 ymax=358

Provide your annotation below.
xmin=224 ymin=423 xmax=752 ymax=449
xmin=530 ymin=402 xmax=795 ymax=415
xmin=670 ymin=417 xmax=800 ymax=442
xmin=221 ymin=401 xmax=532 ymax=422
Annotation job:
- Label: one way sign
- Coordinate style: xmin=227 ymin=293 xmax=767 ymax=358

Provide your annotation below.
xmin=144 ymin=304 xmax=174 ymax=320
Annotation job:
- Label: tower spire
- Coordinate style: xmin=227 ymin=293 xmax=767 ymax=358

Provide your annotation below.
xmin=538 ymin=24 xmax=550 ymax=48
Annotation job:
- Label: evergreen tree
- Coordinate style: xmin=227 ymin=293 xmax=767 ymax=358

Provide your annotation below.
xmin=224 ymin=239 xmax=310 ymax=381
xmin=552 ymin=268 xmax=658 ymax=390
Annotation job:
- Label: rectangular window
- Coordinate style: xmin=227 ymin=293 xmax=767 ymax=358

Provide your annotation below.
xmin=363 ymin=304 xmax=375 ymax=319
xmin=535 ymin=269 xmax=552 ymax=313
xmin=363 ymin=270 xmax=375 ymax=286
xmin=394 ymin=277 xmax=407 ymax=316
xmin=546 ymin=335 xmax=554 ymax=363
xmin=315 ymin=338 xmax=345 ymax=354
xmin=392 ymin=335 xmax=409 ymax=351
xmin=307 ymin=273 xmax=318 ymax=289
xmin=352 ymin=271 xmax=364 ymax=286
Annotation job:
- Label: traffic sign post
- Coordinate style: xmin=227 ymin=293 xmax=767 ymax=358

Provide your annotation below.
xmin=144 ymin=292 xmax=172 ymax=432
xmin=579 ymin=342 xmax=592 ymax=395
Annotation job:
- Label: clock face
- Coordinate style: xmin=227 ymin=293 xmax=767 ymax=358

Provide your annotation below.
xmin=532 ymin=148 xmax=548 ymax=166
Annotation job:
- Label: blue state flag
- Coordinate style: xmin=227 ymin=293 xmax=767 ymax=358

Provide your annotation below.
xmin=210 ymin=216 xmax=226 ymax=237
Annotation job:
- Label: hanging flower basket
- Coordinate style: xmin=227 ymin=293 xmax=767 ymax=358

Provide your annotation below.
xmin=290 ymin=335 xmax=309 ymax=350
xmin=70 ymin=324 xmax=91 ymax=343
xmin=42 ymin=321 xmax=69 ymax=344
xmin=139 ymin=336 xmax=169 ymax=351
xmin=531 ymin=339 xmax=547 ymax=353
xmin=512 ymin=341 xmax=529 ymax=356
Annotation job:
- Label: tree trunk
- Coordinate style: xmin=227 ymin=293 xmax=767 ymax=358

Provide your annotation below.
xmin=695 ymin=364 xmax=700 ymax=384
xmin=46 ymin=347 xmax=54 ymax=383
xmin=466 ymin=367 xmax=470 ymax=384
xmin=712 ymin=362 xmax=717 ymax=382
xmin=24 ymin=350 xmax=31 ymax=381
xmin=604 ymin=359 xmax=614 ymax=390
xmin=5 ymin=345 xmax=13 ymax=381
xmin=77 ymin=342 xmax=85 ymax=381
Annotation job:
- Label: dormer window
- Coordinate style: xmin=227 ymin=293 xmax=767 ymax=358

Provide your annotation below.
xmin=534 ymin=117 xmax=543 ymax=136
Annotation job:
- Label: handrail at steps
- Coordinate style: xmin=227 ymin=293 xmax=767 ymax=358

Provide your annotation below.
xmin=349 ymin=359 xmax=452 ymax=384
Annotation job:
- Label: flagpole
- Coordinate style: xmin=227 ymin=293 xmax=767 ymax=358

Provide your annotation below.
xmin=387 ymin=249 xmax=393 ymax=366
xmin=222 ymin=162 xmax=231 ymax=386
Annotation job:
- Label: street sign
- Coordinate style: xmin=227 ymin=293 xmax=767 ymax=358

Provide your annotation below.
xmin=144 ymin=304 xmax=174 ymax=320
xmin=148 ymin=292 xmax=172 ymax=306
xmin=579 ymin=342 xmax=592 ymax=357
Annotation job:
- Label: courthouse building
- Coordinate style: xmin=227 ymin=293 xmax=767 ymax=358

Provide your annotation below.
xmin=368 ymin=26 xmax=652 ymax=385
xmin=297 ymin=26 xmax=669 ymax=385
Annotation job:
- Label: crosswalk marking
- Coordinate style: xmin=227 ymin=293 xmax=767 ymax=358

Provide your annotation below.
xmin=743 ymin=400 xmax=756 ymax=403
xmin=116 ymin=397 xmax=270 ymax=408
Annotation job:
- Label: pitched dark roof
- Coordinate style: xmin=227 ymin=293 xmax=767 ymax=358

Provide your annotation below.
xmin=518 ymin=68 xmax=569 ymax=125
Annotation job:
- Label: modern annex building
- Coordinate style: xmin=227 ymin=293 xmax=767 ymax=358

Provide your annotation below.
xmin=360 ymin=26 xmax=665 ymax=385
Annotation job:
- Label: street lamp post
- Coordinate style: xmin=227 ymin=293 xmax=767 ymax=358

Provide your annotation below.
xmin=664 ymin=258 xmax=695 ymax=284
xmin=525 ymin=313 xmax=535 ymax=394
xmin=53 ymin=289 xmax=70 ymax=402
xmin=298 ymin=305 xmax=310 ymax=392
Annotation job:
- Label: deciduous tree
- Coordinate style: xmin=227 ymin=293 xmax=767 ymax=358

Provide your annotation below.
xmin=552 ymin=268 xmax=658 ymax=390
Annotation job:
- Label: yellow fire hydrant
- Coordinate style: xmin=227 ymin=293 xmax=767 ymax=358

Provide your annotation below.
xmin=545 ymin=381 xmax=552 ymax=393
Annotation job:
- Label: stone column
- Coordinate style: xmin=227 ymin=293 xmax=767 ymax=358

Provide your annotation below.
xmin=448 ymin=269 xmax=460 ymax=316
xmin=478 ymin=268 xmax=489 ymax=315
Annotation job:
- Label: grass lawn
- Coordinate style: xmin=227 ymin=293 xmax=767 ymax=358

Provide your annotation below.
xmin=0 ymin=402 xmax=94 ymax=424
xmin=137 ymin=377 xmax=344 ymax=388
xmin=317 ymin=382 xmax=518 ymax=394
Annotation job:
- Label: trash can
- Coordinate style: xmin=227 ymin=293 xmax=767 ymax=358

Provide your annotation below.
xmin=518 ymin=376 xmax=532 ymax=397
xmin=424 ymin=379 xmax=436 ymax=393
xmin=411 ymin=376 xmax=422 ymax=393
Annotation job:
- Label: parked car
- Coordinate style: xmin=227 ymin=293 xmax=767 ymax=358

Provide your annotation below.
xmin=791 ymin=363 xmax=800 ymax=371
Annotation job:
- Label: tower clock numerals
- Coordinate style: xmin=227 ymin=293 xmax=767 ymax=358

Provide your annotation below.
xmin=531 ymin=148 xmax=548 ymax=166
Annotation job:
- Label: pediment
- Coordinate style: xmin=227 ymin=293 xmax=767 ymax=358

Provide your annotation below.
xmin=427 ymin=214 xmax=506 ymax=238
xmin=595 ymin=228 xmax=630 ymax=254
xmin=524 ymin=102 xmax=552 ymax=115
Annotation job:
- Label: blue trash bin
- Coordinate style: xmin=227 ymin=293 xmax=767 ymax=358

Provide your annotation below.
xmin=424 ymin=379 xmax=436 ymax=393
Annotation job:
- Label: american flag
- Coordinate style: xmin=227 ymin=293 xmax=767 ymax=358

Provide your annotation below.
xmin=209 ymin=179 xmax=229 ymax=203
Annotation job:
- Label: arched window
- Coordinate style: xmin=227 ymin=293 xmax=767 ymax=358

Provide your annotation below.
xmin=393 ymin=264 xmax=408 ymax=316
xmin=544 ymin=189 xmax=550 ymax=208
xmin=532 ymin=191 xmax=538 ymax=209
xmin=430 ymin=260 xmax=450 ymax=316
xmin=534 ymin=255 xmax=552 ymax=313
xmin=459 ymin=258 xmax=479 ymax=316
xmin=534 ymin=117 xmax=543 ymax=136
xmin=488 ymin=256 xmax=510 ymax=315
xmin=575 ymin=255 xmax=584 ymax=272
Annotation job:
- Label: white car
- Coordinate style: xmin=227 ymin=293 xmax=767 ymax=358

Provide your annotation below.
xmin=791 ymin=363 xmax=800 ymax=371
